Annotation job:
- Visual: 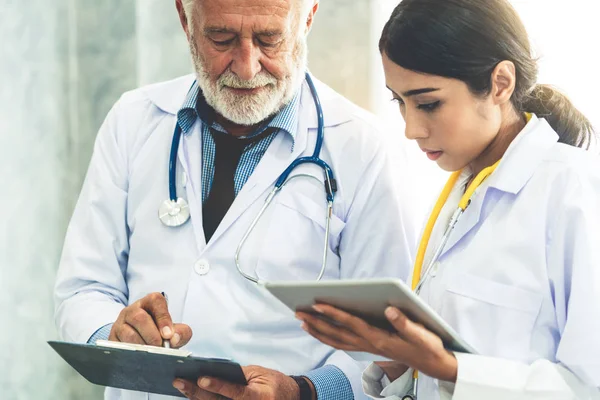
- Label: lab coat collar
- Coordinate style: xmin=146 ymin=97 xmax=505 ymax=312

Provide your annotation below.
xmin=144 ymin=73 xmax=353 ymax=129
xmin=440 ymin=115 xmax=559 ymax=258
xmin=487 ymin=115 xmax=559 ymax=195
xmin=177 ymin=73 xmax=353 ymax=247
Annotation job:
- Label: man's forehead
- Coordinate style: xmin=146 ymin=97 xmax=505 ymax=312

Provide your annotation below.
xmin=198 ymin=0 xmax=299 ymax=19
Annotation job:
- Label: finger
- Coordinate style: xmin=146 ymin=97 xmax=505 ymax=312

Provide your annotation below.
xmin=197 ymin=376 xmax=247 ymax=399
xmin=311 ymin=304 xmax=374 ymax=333
xmin=173 ymin=379 xmax=222 ymax=399
xmin=299 ymin=313 xmax=365 ymax=349
xmin=141 ymin=292 xmax=174 ymax=340
xmin=115 ymin=323 xmax=145 ymax=345
xmin=300 ymin=319 xmax=362 ymax=351
xmin=123 ymin=308 xmax=162 ymax=346
xmin=385 ymin=307 xmax=427 ymax=345
xmin=172 ymin=323 xmax=193 ymax=348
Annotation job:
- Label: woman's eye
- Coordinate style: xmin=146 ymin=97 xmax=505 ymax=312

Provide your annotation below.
xmin=391 ymin=97 xmax=405 ymax=106
xmin=418 ymin=101 xmax=441 ymax=112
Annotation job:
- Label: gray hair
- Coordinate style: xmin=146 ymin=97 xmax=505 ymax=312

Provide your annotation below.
xmin=182 ymin=0 xmax=315 ymax=28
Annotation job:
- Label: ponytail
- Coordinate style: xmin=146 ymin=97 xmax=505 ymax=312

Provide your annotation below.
xmin=380 ymin=0 xmax=596 ymax=150
xmin=521 ymin=84 xmax=595 ymax=149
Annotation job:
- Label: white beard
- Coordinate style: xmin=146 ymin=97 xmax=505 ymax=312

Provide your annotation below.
xmin=190 ymin=37 xmax=308 ymax=126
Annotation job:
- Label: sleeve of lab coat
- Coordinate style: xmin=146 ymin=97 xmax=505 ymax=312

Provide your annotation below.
xmin=447 ymin=171 xmax=600 ymax=400
xmin=362 ymin=363 xmax=414 ymax=399
xmin=318 ymin=132 xmax=420 ymax=400
xmin=54 ymin=99 xmax=130 ymax=344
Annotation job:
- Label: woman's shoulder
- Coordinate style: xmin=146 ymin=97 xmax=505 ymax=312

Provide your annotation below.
xmin=536 ymin=142 xmax=600 ymax=198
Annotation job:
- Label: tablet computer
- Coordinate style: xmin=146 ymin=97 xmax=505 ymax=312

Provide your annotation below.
xmin=48 ymin=340 xmax=247 ymax=397
xmin=264 ymin=278 xmax=477 ymax=360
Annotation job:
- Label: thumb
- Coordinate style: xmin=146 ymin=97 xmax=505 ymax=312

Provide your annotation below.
xmin=385 ymin=307 xmax=419 ymax=341
xmin=171 ymin=323 xmax=193 ymax=348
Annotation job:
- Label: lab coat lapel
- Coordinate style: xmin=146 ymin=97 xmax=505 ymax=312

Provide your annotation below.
xmin=438 ymin=116 xmax=559 ymax=258
xmin=204 ymin=89 xmax=312 ymax=246
xmin=178 ymin=120 xmax=207 ymax=249
xmin=440 ymin=189 xmax=487 ymax=257
xmin=203 ymin=75 xmax=352 ymax=246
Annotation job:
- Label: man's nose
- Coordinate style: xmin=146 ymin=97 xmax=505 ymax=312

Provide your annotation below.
xmin=230 ymin=40 xmax=262 ymax=81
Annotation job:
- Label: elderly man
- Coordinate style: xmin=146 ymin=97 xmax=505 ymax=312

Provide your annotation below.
xmin=54 ymin=0 xmax=417 ymax=399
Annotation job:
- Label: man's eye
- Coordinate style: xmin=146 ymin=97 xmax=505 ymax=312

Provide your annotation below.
xmin=212 ymin=39 xmax=234 ymax=46
xmin=257 ymin=39 xmax=278 ymax=48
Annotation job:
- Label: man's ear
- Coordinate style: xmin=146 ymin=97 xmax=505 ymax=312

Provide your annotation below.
xmin=175 ymin=0 xmax=191 ymax=41
xmin=305 ymin=1 xmax=320 ymax=35
xmin=490 ymin=60 xmax=517 ymax=106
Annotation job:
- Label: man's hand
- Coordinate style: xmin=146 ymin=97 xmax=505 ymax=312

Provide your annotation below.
xmin=109 ymin=292 xmax=192 ymax=348
xmin=173 ymin=365 xmax=310 ymax=400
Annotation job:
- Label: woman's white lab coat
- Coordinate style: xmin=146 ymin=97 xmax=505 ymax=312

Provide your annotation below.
xmin=363 ymin=115 xmax=600 ymax=399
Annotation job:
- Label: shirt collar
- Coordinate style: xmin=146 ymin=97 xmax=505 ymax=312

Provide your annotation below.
xmin=176 ymin=80 xmax=300 ymax=143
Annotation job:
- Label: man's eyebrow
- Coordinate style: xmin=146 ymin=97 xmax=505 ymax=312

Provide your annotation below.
xmin=204 ymin=27 xmax=237 ymax=35
xmin=255 ymin=30 xmax=282 ymax=36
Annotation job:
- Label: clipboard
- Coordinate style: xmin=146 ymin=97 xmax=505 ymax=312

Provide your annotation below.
xmin=48 ymin=340 xmax=247 ymax=397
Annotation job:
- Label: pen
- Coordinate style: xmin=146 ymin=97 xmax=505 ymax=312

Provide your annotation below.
xmin=161 ymin=292 xmax=171 ymax=348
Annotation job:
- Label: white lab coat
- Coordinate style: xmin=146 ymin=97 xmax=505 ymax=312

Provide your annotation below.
xmin=362 ymin=115 xmax=600 ymax=399
xmin=54 ymin=74 xmax=419 ymax=400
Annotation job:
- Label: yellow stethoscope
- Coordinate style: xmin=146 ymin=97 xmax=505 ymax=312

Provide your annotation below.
xmin=404 ymin=113 xmax=531 ymax=400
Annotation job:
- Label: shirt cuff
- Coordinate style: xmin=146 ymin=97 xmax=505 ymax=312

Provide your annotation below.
xmin=362 ymin=363 xmax=414 ymax=399
xmin=87 ymin=323 xmax=113 ymax=344
xmin=304 ymin=364 xmax=354 ymax=400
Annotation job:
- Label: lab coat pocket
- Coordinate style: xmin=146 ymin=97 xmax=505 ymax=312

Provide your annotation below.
xmin=441 ymin=272 xmax=542 ymax=360
xmin=256 ymin=190 xmax=345 ymax=281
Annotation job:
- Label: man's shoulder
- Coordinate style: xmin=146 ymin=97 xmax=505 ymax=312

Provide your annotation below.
xmin=311 ymin=78 xmax=397 ymax=159
xmin=116 ymin=74 xmax=196 ymax=115
xmin=313 ymin=78 xmax=384 ymax=132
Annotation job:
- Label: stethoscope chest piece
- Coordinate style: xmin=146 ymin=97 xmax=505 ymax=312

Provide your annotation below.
xmin=159 ymin=198 xmax=190 ymax=227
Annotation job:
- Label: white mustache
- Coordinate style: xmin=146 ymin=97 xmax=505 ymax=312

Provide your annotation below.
xmin=218 ymin=70 xmax=278 ymax=90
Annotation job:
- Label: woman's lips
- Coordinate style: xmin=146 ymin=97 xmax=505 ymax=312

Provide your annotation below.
xmin=424 ymin=150 xmax=443 ymax=161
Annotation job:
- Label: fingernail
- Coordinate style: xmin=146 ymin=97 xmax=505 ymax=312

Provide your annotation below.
xmin=312 ymin=305 xmax=324 ymax=313
xmin=173 ymin=380 xmax=185 ymax=390
xmin=172 ymin=333 xmax=181 ymax=346
xmin=301 ymin=322 xmax=308 ymax=331
xmin=199 ymin=378 xmax=211 ymax=387
xmin=162 ymin=326 xmax=172 ymax=337
xmin=385 ymin=307 xmax=399 ymax=321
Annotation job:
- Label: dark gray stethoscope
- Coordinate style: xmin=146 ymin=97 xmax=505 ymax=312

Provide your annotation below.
xmin=159 ymin=72 xmax=337 ymax=284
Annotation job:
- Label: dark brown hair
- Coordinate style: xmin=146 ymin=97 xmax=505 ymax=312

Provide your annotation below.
xmin=380 ymin=0 xmax=595 ymax=148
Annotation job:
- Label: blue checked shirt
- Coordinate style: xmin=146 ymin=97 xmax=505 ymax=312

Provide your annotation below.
xmin=88 ymin=81 xmax=354 ymax=399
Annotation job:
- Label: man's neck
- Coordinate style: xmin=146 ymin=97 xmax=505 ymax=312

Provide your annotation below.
xmin=214 ymin=113 xmax=263 ymax=137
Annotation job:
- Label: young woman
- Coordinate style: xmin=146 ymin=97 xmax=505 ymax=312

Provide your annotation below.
xmin=296 ymin=0 xmax=600 ymax=398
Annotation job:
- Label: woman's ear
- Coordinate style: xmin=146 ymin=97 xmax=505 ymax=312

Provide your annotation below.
xmin=490 ymin=60 xmax=517 ymax=106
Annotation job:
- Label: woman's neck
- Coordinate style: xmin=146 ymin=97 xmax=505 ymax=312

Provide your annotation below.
xmin=468 ymin=110 xmax=528 ymax=181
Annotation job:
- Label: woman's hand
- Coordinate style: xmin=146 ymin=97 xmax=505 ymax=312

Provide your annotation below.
xmin=296 ymin=305 xmax=458 ymax=383
xmin=375 ymin=362 xmax=410 ymax=381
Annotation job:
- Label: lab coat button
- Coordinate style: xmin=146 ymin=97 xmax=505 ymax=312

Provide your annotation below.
xmin=194 ymin=259 xmax=210 ymax=275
